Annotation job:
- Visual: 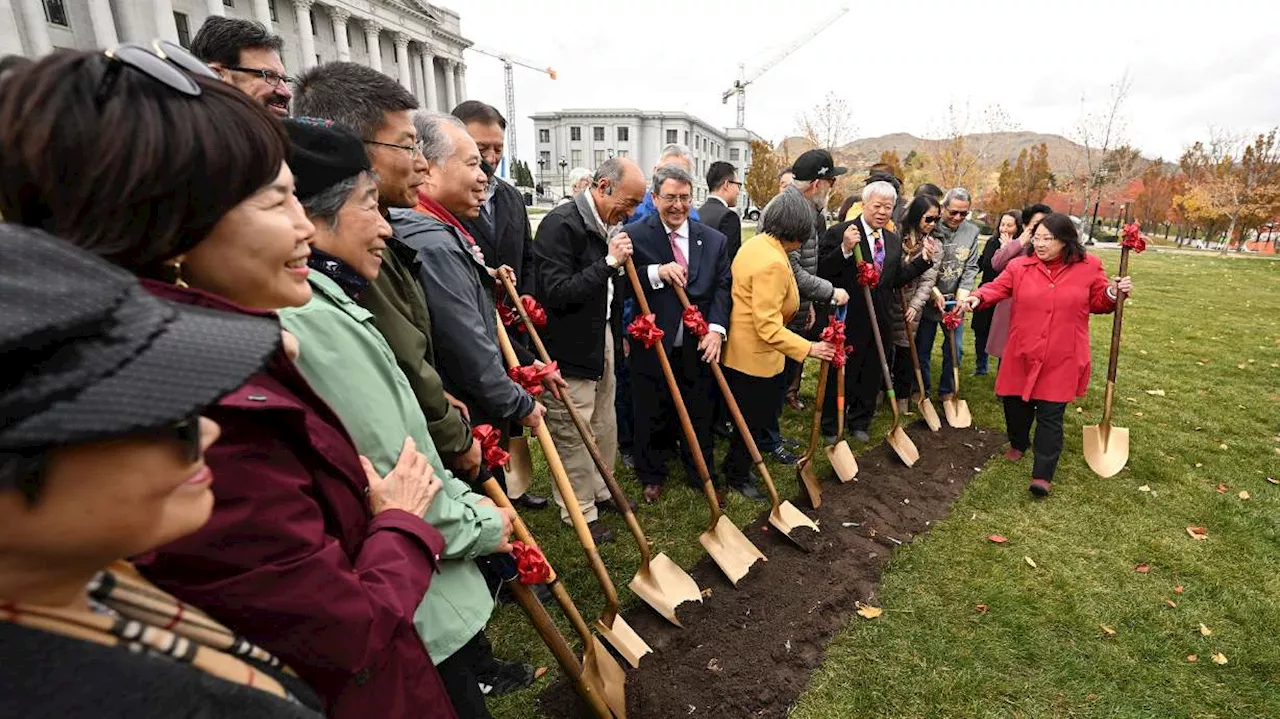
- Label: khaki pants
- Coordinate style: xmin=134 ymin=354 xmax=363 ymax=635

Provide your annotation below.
xmin=545 ymin=331 xmax=616 ymax=524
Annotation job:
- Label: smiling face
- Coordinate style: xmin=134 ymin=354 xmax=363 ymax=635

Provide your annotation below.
xmin=310 ymin=173 xmax=392 ymax=280
xmin=655 ymin=177 xmax=693 ymax=229
xmin=214 ymin=47 xmax=292 ymax=118
xmin=368 ymin=110 xmax=428 ymax=210
xmin=183 ymin=163 xmax=316 ymax=310
xmin=863 ymin=192 xmax=895 ymax=230
xmin=465 ymin=120 xmax=505 ymax=171
xmin=594 ymin=162 xmax=647 ymax=225
xmin=425 ymin=122 xmax=487 ymax=219
xmin=942 ymin=197 xmax=971 ymax=229
xmin=1031 ymin=222 xmax=1066 ymax=262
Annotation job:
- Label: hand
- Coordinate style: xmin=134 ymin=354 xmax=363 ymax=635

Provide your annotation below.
xmin=452 ymin=438 xmax=482 ymax=480
xmin=622 ymin=336 xmax=631 ymax=358
xmin=1018 ymin=226 xmax=1033 ymax=245
xmin=933 ymin=293 xmax=946 ymax=312
xmin=363 ymin=437 xmax=441 ymax=517
xmin=922 ymin=237 xmax=940 ymax=263
xmin=959 ymin=296 xmax=982 ymax=312
xmin=955 ymin=288 xmax=970 ymax=304
xmin=657 ymin=262 xmax=688 ymax=287
xmin=804 ymin=304 xmax=816 ymax=331
xmin=491 ymin=505 xmax=517 ymax=554
xmin=1113 ymin=275 xmax=1133 ymax=297
xmin=443 ymin=391 xmax=470 ymax=423
xmin=831 ymin=288 xmax=850 ymax=306
xmin=808 ymin=341 xmax=837 ymax=361
xmin=842 ymin=223 xmax=861 ymax=254
xmin=519 ymin=401 xmax=547 ymax=429
xmin=608 ymin=232 xmax=633 ymax=264
xmin=497 ymin=265 xmax=516 ymax=285
xmin=698 ymin=331 xmax=723 ymax=364
xmin=534 ymin=360 xmax=568 ymax=401
xmin=905 ymin=307 xmax=919 ymax=324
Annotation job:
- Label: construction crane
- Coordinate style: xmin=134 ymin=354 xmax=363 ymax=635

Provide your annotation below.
xmin=721 ymin=5 xmax=849 ymax=128
xmin=466 ymin=44 xmax=556 ymax=179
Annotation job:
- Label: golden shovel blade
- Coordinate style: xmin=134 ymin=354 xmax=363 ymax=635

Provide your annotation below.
xmin=582 ymin=634 xmax=627 ymax=719
xmin=770 ymin=500 xmax=820 ymax=543
xmin=943 ymin=397 xmax=972 ymax=428
xmin=504 ymin=436 xmax=534 ymax=499
xmin=699 ymin=514 xmax=766 ymax=586
xmin=1083 ymin=423 xmax=1130 ymax=478
xmin=595 ymin=614 xmax=652 ymax=669
xmin=825 ymin=440 xmax=859 ymax=483
xmin=797 ymin=458 xmax=823 ymax=509
xmin=629 ymin=553 xmax=703 ymax=628
xmin=887 ymin=425 xmax=920 ymax=467
xmin=918 ymin=397 xmax=942 ymax=432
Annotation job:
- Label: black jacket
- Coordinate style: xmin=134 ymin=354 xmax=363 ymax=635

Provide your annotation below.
xmin=818 ymin=215 xmax=930 ymax=346
xmin=532 ymin=193 xmax=623 ymax=380
xmin=696 ymin=196 xmax=743 ymax=262
xmin=458 ymin=177 xmax=537 ymax=296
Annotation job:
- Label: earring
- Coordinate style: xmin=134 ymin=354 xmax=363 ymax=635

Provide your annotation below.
xmin=171 ymin=259 xmax=189 ymax=288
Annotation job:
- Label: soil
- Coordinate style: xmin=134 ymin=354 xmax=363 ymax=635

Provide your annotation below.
xmin=538 ymin=422 xmax=997 ymax=719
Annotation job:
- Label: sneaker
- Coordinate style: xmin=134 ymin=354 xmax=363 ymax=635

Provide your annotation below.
xmin=782 ymin=437 xmax=804 ymax=451
xmin=621 ymin=452 xmax=635 ymax=469
xmin=588 ymin=522 xmax=614 ymax=544
xmin=822 ymin=433 xmax=837 ymax=444
xmin=896 ymin=399 xmax=909 ymax=415
xmin=770 ymin=446 xmax=802 ymax=465
xmin=1029 ymin=478 xmax=1051 ymax=497
xmin=512 ymin=493 xmax=549 ymax=510
xmin=729 ymin=482 xmax=763 ymax=501
xmin=596 ymin=497 xmax=638 ymax=515
xmin=786 ymin=392 xmax=806 ymax=411
xmin=1004 ymin=448 xmax=1024 ymax=462
xmin=851 ymin=430 xmax=871 ymax=443
xmin=974 ymin=367 xmax=989 ymax=376
xmin=477 ymin=661 xmax=545 ymax=697
xmin=642 ymin=484 xmax=663 ymax=504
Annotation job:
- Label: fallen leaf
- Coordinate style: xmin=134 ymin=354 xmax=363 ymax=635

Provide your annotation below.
xmin=1100 ymin=624 xmax=1117 ymax=637
xmin=855 ymin=602 xmax=882 ymax=619
xmin=1134 ymin=412 xmax=1145 ymax=417
xmin=975 ymin=604 xmax=989 ymax=614
xmin=1167 ymin=600 xmax=1178 ymax=608
xmin=1268 ymin=477 xmax=1278 ymax=485
xmin=1140 ymin=349 xmax=1148 ymax=354
xmin=1186 ymin=526 xmax=1209 ymax=540
xmin=1146 ymin=389 xmax=1166 ymax=396
xmin=1138 ymin=484 xmax=1152 ymax=492
xmin=1135 ymin=563 xmax=1151 ymax=574
xmin=1024 ymin=556 xmax=1038 ymax=569
xmin=1199 ymin=623 xmax=1212 ymax=636
xmin=1187 ymin=654 xmax=1198 ymax=662
xmin=1219 ymin=443 xmax=1229 ymax=450
xmin=700 ymin=588 xmax=713 ymax=599
xmin=1076 ymin=407 xmax=1083 ymax=413
xmin=1237 ymin=363 xmax=1246 ymax=369
xmin=987 ymin=534 xmax=1008 ymax=544
xmin=1174 ymin=585 xmax=1185 ymax=594
xmin=1195 ymin=462 xmax=1204 ymax=468
xmin=1086 ymin=693 xmax=1098 ymax=701
xmin=1216 ymin=483 xmax=1229 ymax=494
xmin=706 ymin=658 xmax=722 ymax=673
xmin=1238 ymin=490 xmax=1251 ymax=500
xmin=1212 ymin=652 xmax=1228 ymax=665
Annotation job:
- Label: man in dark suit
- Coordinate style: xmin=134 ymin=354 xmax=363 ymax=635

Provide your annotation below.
xmin=626 ymin=164 xmax=735 ymax=503
xmin=817 ymin=180 xmax=936 ymax=441
xmin=698 ymin=161 xmax=744 ymax=262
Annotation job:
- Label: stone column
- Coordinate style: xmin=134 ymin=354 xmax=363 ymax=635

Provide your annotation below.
xmin=421 ymin=45 xmax=438 ymax=111
xmin=86 ymin=0 xmax=119 ymax=46
xmin=15 ymin=0 xmax=51 ymax=55
xmin=455 ymin=63 xmax=466 ymax=103
xmin=394 ymin=32 xmax=412 ymax=93
xmin=410 ymin=46 xmax=426 ymax=105
xmin=442 ymin=58 xmax=456 ymax=112
xmin=205 ymin=0 xmax=224 ymax=18
xmin=251 ymin=0 xmax=272 ymax=30
xmin=363 ymin=21 xmax=382 ymax=72
xmin=330 ymin=7 xmax=350 ymax=61
xmin=153 ymin=0 xmax=180 ymax=44
xmin=292 ymin=0 xmax=316 ymax=69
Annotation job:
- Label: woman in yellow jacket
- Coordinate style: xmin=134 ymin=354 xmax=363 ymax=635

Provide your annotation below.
xmin=722 ymin=188 xmax=844 ymax=492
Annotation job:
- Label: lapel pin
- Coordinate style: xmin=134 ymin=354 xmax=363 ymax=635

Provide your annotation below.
xmin=697 ymin=240 xmax=702 ymax=246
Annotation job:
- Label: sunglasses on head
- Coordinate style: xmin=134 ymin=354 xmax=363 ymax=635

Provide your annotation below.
xmin=95 ymin=40 xmax=219 ymax=110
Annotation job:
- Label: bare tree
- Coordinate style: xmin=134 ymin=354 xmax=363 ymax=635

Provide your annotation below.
xmin=796 ymin=91 xmax=856 ymax=150
xmin=1070 ymin=72 xmax=1132 ymax=239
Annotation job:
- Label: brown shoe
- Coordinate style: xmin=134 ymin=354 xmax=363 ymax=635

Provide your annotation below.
xmin=896 ymin=399 xmax=909 ymax=415
xmin=642 ymin=484 xmax=664 ymax=504
xmin=940 ymin=393 xmax=955 ymax=403
xmin=786 ymin=391 xmax=805 ymax=411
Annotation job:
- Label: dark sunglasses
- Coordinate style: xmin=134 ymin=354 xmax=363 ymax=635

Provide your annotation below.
xmin=166 ymin=414 xmax=203 ymax=463
xmin=922 ymin=215 xmax=941 ymax=223
xmin=94 ymin=40 xmax=219 ymax=110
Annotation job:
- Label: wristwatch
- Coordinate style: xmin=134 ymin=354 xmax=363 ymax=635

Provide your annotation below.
xmin=604 ymin=254 xmax=619 ymax=269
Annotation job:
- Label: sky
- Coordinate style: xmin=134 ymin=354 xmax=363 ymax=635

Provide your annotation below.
xmin=435 ymin=0 xmax=1280 ymax=169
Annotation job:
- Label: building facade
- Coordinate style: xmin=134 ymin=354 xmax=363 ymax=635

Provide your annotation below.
xmin=530 ymin=108 xmax=762 ymax=203
xmin=3 ymin=0 xmax=469 ymax=112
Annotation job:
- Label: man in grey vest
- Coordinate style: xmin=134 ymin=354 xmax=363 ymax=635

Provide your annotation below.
xmin=916 ymin=187 xmax=980 ymax=401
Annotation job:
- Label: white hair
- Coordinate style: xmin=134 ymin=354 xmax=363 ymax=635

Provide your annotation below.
xmin=657 ymin=143 xmax=693 ymax=170
xmin=862 ymin=180 xmax=898 ymax=203
xmin=568 ymin=167 xmax=592 ymax=187
xmin=943 ymin=187 xmax=972 ymax=206
xmin=412 ymin=110 xmax=467 ymax=166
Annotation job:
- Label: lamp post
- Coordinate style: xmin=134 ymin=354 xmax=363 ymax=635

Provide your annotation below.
xmin=558 ymin=156 xmax=568 ymax=198
xmin=536 ymin=157 xmax=546 ymax=198
xmin=607 ymin=148 xmax=615 ymax=159
xmin=1109 ymin=200 xmax=1117 ymax=232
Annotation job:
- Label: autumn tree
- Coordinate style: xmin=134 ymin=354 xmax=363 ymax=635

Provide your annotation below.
xmin=987 ymin=143 xmax=1053 ymax=215
xmin=796 ymin=92 xmax=855 ymax=150
xmin=1131 ymin=162 xmax=1179 ymax=227
xmin=877 ymin=150 xmax=905 ymax=182
xmin=1173 ymin=129 xmax=1280 ymax=252
xmin=744 ymin=139 xmax=784 ymax=211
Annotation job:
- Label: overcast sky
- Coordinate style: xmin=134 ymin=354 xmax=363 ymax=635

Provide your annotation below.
xmin=436 ymin=0 xmax=1279 ymax=167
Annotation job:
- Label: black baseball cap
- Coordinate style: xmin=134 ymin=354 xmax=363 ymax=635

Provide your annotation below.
xmin=0 ymin=224 xmax=280 ymax=453
xmin=792 ymin=149 xmax=847 ymax=182
xmin=285 ymin=117 xmax=371 ymax=201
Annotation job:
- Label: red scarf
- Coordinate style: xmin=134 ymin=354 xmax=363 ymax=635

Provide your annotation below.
xmin=414 ymin=190 xmax=477 ymax=247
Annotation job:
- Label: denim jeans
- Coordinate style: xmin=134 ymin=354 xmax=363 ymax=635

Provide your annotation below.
xmin=915 ymin=315 xmax=963 ymax=397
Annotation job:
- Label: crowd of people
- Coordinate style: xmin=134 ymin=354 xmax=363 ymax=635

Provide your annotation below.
xmin=0 ymin=16 xmax=1132 ymax=719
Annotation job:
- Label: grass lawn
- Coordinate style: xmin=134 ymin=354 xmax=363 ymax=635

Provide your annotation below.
xmin=487 ymin=244 xmax=1280 ymax=718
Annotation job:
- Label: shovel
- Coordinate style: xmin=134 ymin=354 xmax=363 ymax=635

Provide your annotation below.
xmin=900 ymin=289 xmax=941 ymax=431
xmin=1084 ymin=243 xmax=1133 ymax=477
xmin=823 ymin=305 xmax=859 ymax=482
xmin=494 ymin=318 xmax=653 ymax=669
xmin=498 ymin=273 xmax=701 ymax=632
xmin=941 ymin=307 xmax=973 ymax=429
xmin=624 ymin=260 xmax=765 ymax=586
xmin=504 ymin=436 xmax=535 ymax=499
xmin=479 ymin=480 xmax=622 ymax=719
xmin=853 ymin=245 xmax=919 ymax=466
xmin=671 ymin=285 xmax=820 ymax=546
xmin=796 ymin=360 xmax=829 ymax=509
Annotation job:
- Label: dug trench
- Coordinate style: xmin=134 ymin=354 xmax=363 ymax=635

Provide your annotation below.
xmin=538 ymin=422 xmax=997 ymax=719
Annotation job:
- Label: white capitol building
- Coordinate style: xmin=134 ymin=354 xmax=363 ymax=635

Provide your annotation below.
xmin=2 ymin=0 xmax=470 ymax=111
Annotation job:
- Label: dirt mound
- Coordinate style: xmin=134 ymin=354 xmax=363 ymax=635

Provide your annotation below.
xmin=539 ymin=422 xmax=996 ymax=719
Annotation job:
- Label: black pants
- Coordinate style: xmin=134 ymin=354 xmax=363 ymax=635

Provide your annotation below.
xmin=722 ymin=367 xmax=786 ymax=482
xmin=436 ymin=631 xmax=496 ymax=719
xmin=890 ymin=344 xmax=915 ymax=400
xmin=821 ymin=344 xmax=882 ymax=435
xmin=632 ymin=345 xmax=716 ymax=487
xmin=1002 ymin=395 xmax=1067 ymax=481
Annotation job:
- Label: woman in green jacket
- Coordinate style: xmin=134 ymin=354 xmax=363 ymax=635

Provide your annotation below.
xmin=276 ymin=118 xmax=532 ymax=718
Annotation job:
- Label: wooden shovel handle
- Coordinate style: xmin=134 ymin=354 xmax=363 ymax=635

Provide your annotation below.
xmin=852 ymin=245 xmax=895 ymax=394
xmin=623 ymin=259 xmax=722 ymax=529
xmin=1100 ymin=245 xmax=1131 ymax=429
xmin=899 ymin=289 xmax=928 ymax=402
xmin=498 ymin=272 xmax=653 ymax=567
xmin=495 ymin=315 xmax=624 ymax=624
xmin=805 ymin=361 xmax=830 ymax=461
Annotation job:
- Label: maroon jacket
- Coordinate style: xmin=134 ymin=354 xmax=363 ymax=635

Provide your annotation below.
xmin=136 ymin=280 xmax=458 ymax=719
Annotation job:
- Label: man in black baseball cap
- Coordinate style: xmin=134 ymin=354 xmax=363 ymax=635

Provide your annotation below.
xmin=791 ymin=148 xmax=848 ymax=184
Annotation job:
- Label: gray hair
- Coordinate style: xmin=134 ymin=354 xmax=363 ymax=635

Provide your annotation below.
xmin=300 ymin=171 xmax=375 ymax=229
xmin=568 ymin=167 xmax=592 ymax=187
xmin=761 ymin=186 xmax=817 ymax=245
xmin=658 ymin=143 xmax=692 ymax=164
xmin=943 ymin=187 xmax=972 ymax=207
xmin=412 ymin=110 xmax=467 ymax=166
xmin=651 ymin=163 xmax=693 ymax=194
xmin=593 ymin=157 xmax=627 ymax=186
xmin=862 ymin=180 xmax=898 ymax=204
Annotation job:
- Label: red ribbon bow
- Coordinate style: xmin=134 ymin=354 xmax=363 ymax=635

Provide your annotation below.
xmin=681 ymin=306 xmax=710 ymax=337
xmin=942 ymin=308 xmax=965 ymax=330
xmin=1121 ymin=222 xmax=1147 ymax=253
xmin=507 ymin=362 xmax=559 ymax=397
xmin=856 ymin=261 xmax=880 ymax=288
xmin=496 ymin=302 xmax=519 ymax=329
xmin=497 ymin=297 xmax=548 ymax=333
xmin=510 ymin=541 xmax=551 ymax=585
xmin=627 ymin=313 xmax=665 ymax=349
xmin=819 ymin=319 xmax=854 ymax=367
xmin=471 ymin=424 xmax=510 ymax=470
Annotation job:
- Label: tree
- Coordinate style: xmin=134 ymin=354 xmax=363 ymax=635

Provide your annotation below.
xmin=745 ymin=139 xmax=784 ymax=211
xmin=987 ymin=143 xmax=1053 ymax=216
xmin=796 ymin=92 xmax=855 ymax=150
xmin=1069 ymin=72 xmax=1132 ymax=237
xmin=927 ymin=103 xmax=982 ymax=193
xmin=511 ymin=159 xmax=534 ymax=188
xmin=877 ymin=150 xmax=905 ymax=182
xmin=1131 ymin=162 xmax=1179 ymax=227
xmin=1173 ymin=129 xmax=1280 ymax=252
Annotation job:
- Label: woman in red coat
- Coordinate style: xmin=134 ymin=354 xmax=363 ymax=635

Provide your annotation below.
xmin=960 ymin=214 xmax=1132 ymax=496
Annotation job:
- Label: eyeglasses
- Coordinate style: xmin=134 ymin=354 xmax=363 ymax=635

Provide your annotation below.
xmin=945 ymin=208 xmax=968 ymax=217
xmin=95 ymin=40 xmax=219 ymax=109
xmin=138 ymin=413 xmax=202 ymax=462
xmin=657 ymin=194 xmax=693 ymax=205
xmin=225 ymin=65 xmax=295 ymax=88
xmin=727 ymin=180 xmax=743 ymax=188
xmin=922 ymin=215 xmax=940 ymax=224
xmin=364 ymin=140 xmax=422 ymax=158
